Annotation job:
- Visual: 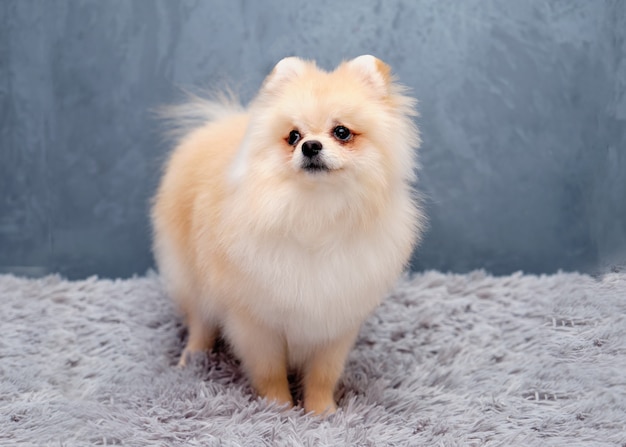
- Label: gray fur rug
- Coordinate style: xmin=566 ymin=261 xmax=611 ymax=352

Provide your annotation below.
xmin=1 ymin=270 xmax=625 ymax=446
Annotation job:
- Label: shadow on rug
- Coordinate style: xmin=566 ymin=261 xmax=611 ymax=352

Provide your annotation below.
xmin=1 ymin=270 xmax=625 ymax=446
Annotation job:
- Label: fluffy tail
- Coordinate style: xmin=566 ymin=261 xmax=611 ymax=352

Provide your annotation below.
xmin=158 ymin=90 xmax=244 ymax=140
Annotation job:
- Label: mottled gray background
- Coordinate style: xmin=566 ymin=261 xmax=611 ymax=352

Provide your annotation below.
xmin=1 ymin=0 xmax=625 ymax=279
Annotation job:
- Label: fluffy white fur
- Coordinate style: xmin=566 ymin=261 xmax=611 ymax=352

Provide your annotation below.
xmin=151 ymin=56 xmax=425 ymax=415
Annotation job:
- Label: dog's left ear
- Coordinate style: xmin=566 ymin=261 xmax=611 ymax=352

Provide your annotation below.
xmin=263 ymin=57 xmax=310 ymax=92
xmin=345 ymin=55 xmax=392 ymax=96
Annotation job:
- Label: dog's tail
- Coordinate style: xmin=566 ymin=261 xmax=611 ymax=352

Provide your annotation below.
xmin=157 ymin=89 xmax=244 ymax=140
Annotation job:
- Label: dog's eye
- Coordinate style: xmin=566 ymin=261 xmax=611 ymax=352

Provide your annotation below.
xmin=287 ymin=130 xmax=301 ymax=146
xmin=333 ymin=126 xmax=352 ymax=142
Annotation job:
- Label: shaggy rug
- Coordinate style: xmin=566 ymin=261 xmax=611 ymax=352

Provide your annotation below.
xmin=1 ymin=270 xmax=625 ymax=447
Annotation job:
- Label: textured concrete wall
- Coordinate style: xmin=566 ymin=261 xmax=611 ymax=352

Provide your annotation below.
xmin=1 ymin=0 xmax=625 ymax=278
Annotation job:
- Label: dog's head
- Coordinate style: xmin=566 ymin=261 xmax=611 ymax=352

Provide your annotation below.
xmin=233 ymin=56 xmax=418 ymax=189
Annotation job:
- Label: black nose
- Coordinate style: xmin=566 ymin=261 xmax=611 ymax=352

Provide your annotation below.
xmin=301 ymin=140 xmax=322 ymax=158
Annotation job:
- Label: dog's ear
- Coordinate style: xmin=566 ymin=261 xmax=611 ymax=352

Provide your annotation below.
xmin=344 ymin=55 xmax=392 ymax=96
xmin=263 ymin=57 xmax=310 ymax=92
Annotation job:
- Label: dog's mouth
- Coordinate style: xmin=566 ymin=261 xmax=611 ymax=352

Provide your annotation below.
xmin=301 ymin=158 xmax=330 ymax=173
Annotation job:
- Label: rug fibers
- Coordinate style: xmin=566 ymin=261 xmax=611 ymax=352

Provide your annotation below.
xmin=1 ymin=270 xmax=625 ymax=446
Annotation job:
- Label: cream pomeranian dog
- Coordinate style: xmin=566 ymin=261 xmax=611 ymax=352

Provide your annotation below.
xmin=152 ymin=55 xmax=425 ymax=415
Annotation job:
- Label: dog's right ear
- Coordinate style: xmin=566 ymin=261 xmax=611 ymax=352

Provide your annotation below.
xmin=263 ymin=57 xmax=310 ymax=92
xmin=344 ymin=55 xmax=392 ymax=97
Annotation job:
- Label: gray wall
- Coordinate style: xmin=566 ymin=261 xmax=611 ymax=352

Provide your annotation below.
xmin=1 ymin=0 xmax=625 ymax=279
